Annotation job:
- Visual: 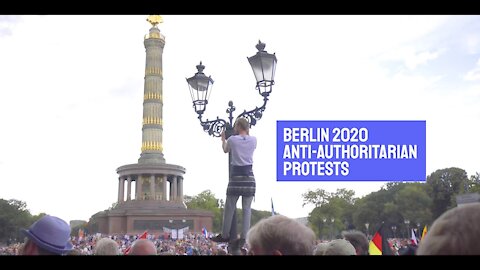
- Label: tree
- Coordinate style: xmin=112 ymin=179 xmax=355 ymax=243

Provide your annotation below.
xmin=302 ymin=189 xmax=330 ymax=207
xmin=0 ymin=199 xmax=34 ymax=243
xmin=468 ymin=172 xmax=480 ymax=193
xmin=303 ymin=189 xmax=356 ymax=239
xmin=427 ymin=167 xmax=470 ymax=219
xmin=395 ymin=183 xmax=432 ymax=226
xmin=185 ymin=190 xmax=222 ymax=232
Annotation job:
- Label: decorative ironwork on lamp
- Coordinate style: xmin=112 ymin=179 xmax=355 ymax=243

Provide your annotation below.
xmin=185 ymin=41 xmax=277 ymax=137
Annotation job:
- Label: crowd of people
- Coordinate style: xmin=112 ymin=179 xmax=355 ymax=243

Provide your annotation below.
xmin=1 ymin=202 xmax=479 ymax=255
xmin=1 ymin=229 xmax=231 ymax=256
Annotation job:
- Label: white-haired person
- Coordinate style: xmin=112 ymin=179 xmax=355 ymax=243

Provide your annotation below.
xmin=94 ymin=237 xmax=120 ymax=255
xmin=313 ymin=242 xmax=329 ymax=255
xmin=246 ymin=215 xmax=316 ymax=255
xmin=417 ymin=202 xmax=480 ymax=255
xmin=342 ymin=230 xmax=369 ymax=255
xmin=314 ymin=239 xmax=356 ymax=255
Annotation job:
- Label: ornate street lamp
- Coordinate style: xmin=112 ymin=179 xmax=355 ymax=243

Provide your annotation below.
xmin=186 ymin=62 xmax=213 ymax=116
xmin=392 ymin=225 xmax=397 ymax=238
xmin=185 ymin=41 xmax=276 ymax=253
xmin=365 ymin=223 xmax=370 ymax=237
xmin=186 ymin=40 xmax=277 ymax=137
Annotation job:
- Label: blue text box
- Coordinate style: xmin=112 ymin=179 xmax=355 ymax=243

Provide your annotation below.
xmin=276 ymin=121 xmax=426 ymax=181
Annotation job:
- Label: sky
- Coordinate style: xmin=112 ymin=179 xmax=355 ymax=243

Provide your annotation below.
xmin=0 ymin=15 xmax=479 ymax=224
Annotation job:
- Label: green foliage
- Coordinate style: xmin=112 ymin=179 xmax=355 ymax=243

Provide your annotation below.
xmin=185 ymin=190 xmax=274 ymax=234
xmin=468 ymin=173 xmax=480 ymax=193
xmin=0 ymin=199 xmax=38 ymax=243
xmin=304 ymin=168 xmax=478 ymax=240
xmin=427 ymin=167 xmax=470 ymax=219
xmin=185 ymin=190 xmax=220 ymax=210
xmin=304 ymin=189 xmax=356 ymax=239
xmin=185 ymin=190 xmax=222 ymax=232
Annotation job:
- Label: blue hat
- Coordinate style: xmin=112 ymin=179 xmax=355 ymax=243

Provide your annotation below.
xmin=22 ymin=215 xmax=73 ymax=255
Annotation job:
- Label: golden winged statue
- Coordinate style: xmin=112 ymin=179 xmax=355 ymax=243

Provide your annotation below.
xmin=147 ymin=15 xmax=163 ymax=27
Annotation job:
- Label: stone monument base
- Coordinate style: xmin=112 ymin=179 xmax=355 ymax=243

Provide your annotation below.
xmin=89 ymin=200 xmax=213 ymax=235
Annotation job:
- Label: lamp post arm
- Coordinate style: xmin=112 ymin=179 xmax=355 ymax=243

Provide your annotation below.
xmin=237 ymin=95 xmax=269 ymax=127
xmin=197 ymin=114 xmax=228 ymax=138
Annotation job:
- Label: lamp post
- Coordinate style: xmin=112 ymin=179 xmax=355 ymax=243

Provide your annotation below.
xmin=391 ymin=225 xmax=397 ymax=239
xmin=365 ymin=223 xmax=369 ymax=238
xmin=330 ymin=218 xmax=335 ymax=240
xmin=323 ymin=218 xmax=327 ymax=240
xmin=186 ymin=40 xmax=277 ymax=200
xmin=186 ymin=40 xmax=277 ymax=138
xmin=404 ymin=219 xmax=410 ymax=239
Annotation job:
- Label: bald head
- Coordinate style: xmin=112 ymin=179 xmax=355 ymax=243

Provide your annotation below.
xmin=129 ymin=239 xmax=157 ymax=255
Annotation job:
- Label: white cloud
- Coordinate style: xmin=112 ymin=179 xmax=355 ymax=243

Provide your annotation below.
xmin=466 ymin=34 xmax=480 ymax=54
xmin=464 ymin=58 xmax=480 ymax=81
xmin=378 ymin=46 xmax=442 ymax=70
xmin=0 ymin=15 xmax=22 ymax=37
xmin=405 ymin=50 xmax=441 ymax=70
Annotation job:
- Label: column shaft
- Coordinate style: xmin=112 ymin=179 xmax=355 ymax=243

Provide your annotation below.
xmin=177 ymin=177 xmax=183 ymax=201
xmin=150 ymin=175 xmax=156 ymax=200
xmin=136 ymin=176 xmax=142 ymax=200
xmin=162 ymin=175 xmax=167 ymax=201
xmin=169 ymin=178 xmax=173 ymax=201
xmin=127 ymin=176 xmax=132 ymax=201
xmin=172 ymin=176 xmax=178 ymax=201
xmin=118 ymin=178 xmax=124 ymax=203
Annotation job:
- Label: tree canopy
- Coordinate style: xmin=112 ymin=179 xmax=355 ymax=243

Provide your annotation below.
xmin=303 ymin=168 xmax=479 ymax=239
xmin=0 ymin=199 xmax=45 ymax=244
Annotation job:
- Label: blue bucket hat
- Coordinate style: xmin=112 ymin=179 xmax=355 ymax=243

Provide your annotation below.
xmin=22 ymin=215 xmax=73 ymax=255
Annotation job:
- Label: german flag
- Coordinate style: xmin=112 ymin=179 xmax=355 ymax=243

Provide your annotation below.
xmin=368 ymin=223 xmax=393 ymax=255
xmin=421 ymin=225 xmax=427 ymax=241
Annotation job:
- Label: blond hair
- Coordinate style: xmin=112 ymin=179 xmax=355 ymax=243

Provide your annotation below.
xmin=246 ymin=215 xmax=316 ymax=255
xmin=234 ymin=117 xmax=250 ymax=134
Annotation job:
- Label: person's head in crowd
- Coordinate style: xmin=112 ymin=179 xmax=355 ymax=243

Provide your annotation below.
xmin=21 ymin=215 xmax=73 ymax=255
xmin=315 ymin=239 xmax=356 ymax=255
xmin=129 ymin=239 xmax=157 ymax=255
xmin=216 ymin=248 xmax=228 ymax=255
xmin=399 ymin=245 xmax=417 ymax=256
xmin=94 ymin=237 xmax=119 ymax=255
xmin=246 ymin=215 xmax=316 ymax=255
xmin=417 ymin=203 xmax=480 ymax=255
xmin=342 ymin=230 xmax=369 ymax=255
xmin=67 ymin=248 xmax=83 ymax=255
xmin=313 ymin=242 xmax=329 ymax=255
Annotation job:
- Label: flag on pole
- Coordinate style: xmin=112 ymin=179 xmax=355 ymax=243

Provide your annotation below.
xmin=124 ymin=230 xmax=148 ymax=255
xmin=271 ymin=198 xmax=275 ymax=216
xmin=411 ymin=229 xmax=418 ymax=245
xmin=421 ymin=225 xmax=427 ymax=241
xmin=139 ymin=231 xmax=148 ymax=240
xmin=202 ymin=227 xmax=208 ymax=238
xmin=368 ymin=223 xmax=393 ymax=255
xmin=78 ymin=228 xmax=84 ymax=241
